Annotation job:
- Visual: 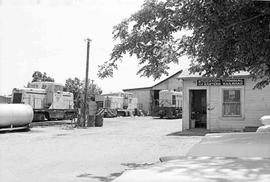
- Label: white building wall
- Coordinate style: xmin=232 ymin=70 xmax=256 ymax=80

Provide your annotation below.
xmin=244 ymin=78 xmax=270 ymax=125
xmin=208 ymin=85 xmax=246 ymax=130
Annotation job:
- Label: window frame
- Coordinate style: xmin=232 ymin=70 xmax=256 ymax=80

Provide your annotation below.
xmin=222 ymin=89 xmax=242 ymax=117
xmin=172 ymin=95 xmax=176 ymax=105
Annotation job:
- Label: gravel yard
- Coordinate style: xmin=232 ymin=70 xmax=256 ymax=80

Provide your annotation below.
xmin=0 ymin=117 xmax=202 ymax=182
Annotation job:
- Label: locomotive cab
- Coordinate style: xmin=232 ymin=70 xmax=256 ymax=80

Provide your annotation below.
xmin=11 ymin=82 xmax=75 ymax=121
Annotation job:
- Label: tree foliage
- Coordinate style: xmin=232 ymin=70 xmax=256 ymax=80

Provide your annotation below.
xmin=64 ymin=77 xmax=102 ymax=108
xmin=32 ymin=71 xmax=55 ymax=82
xmin=64 ymin=77 xmax=83 ymax=108
xmin=98 ymin=0 xmax=270 ymax=88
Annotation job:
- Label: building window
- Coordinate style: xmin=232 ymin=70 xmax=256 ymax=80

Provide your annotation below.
xmin=172 ymin=95 xmax=176 ymax=105
xmin=222 ymin=89 xmax=241 ymax=117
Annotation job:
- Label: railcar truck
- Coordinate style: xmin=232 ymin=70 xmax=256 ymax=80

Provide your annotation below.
xmin=12 ymin=82 xmax=76 ymax=121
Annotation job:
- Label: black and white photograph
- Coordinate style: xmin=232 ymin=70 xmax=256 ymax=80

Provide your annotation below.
xmin=0 ymin=0 xmax=270 ymax=181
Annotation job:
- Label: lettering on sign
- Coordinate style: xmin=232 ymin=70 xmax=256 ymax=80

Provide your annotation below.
xmin=197 ymin=79 xmax=245 ymax=86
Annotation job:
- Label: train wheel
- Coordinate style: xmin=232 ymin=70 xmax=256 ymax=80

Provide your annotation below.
xmin=45 ymin=113 xmax=51 ymax=121
xmin=33 ymin=113 xmax=46 ymax=122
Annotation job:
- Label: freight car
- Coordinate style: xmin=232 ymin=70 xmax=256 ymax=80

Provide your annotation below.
xmin=12 ymin=82 xmax=76 ymax=121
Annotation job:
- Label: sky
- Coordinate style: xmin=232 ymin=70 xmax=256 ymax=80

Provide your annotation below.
xmin=0 ymin=0 xmax=190 ymax=95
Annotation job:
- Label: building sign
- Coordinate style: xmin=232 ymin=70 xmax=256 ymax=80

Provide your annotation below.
xmin=197 ymin=79 xmax=244 ymax=86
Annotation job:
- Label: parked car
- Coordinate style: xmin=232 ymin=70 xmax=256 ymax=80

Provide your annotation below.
xmin=113 ymin=132 xmax=270 ymax=182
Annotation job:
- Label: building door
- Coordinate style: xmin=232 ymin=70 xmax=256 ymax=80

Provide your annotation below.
xmin=150 ymin=90 xmax=160 ymax=115
xmin=153 ymin=90 xmax=160 ymax=106
xmin=189 ymin=90 xmax=207 ymax=129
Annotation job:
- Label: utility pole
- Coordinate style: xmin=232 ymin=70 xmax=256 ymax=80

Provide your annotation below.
xmin=83 ymin=38 xmax=91 ymax=127
xmin=90 ymin=79 xmax=94 ymax=95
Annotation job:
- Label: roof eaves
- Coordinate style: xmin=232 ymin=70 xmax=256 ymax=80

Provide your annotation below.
xmin=122 ymin=86 xmax=153 ymax=91
xmin=180 ymin=74 xmax=251 ymax=80
xmin=152 ymin=70 xmax=183 ymax=88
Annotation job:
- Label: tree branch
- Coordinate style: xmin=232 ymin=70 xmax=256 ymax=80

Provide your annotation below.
xmin=224 ymin=13 xmax=266 ymax=29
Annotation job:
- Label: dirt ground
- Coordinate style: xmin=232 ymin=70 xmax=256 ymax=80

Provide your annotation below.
xmin=0 ymin=117 xmax=203 ymax=182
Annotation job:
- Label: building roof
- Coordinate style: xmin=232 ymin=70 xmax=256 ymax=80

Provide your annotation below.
xmin=152 ymin=70 xmax=183 ymax=88
xmin=178 ymin=69 xmax=250 ymax=80
xmin=177 ymin=69 xmax=201 ymax=79
xmin=122 ymin=69 xmax=251 ymax=92
xmin=122 ymin=86 xmax=152 ymax=91
xmin=122 ymin=70 xmax=183 ymax=92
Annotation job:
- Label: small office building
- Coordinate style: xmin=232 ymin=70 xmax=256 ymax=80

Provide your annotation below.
xmin=180 ymin=73 xmax=270 ymax=131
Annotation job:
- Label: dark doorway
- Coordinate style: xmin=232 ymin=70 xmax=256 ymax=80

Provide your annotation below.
xmin=190 ymin=90 xmax=207 ymax=128
xmin=153 ymin=90 xmax=160 ymax=106
xmin=150 ymin=90 xmax=160 ymax=116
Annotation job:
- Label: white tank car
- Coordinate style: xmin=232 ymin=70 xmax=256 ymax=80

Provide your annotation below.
xmin=0 ymin=104 xmax=33 ymax=130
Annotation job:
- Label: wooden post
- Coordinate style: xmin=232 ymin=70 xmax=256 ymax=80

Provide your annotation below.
xmin=83 ymin=38 xmax=91 ymax=127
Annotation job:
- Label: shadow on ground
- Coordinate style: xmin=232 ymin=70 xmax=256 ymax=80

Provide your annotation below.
xmin=167 ymin=129 xmax=241 ymax=136
xmin=154 ymin=157 xmax=270 ymax=181
xmin=121 ymin=162 xmax=154 ymax=168
xmin=167 ymin=130 xmax=218 ymax=136
xmin=152 ymin=117 xmax=180 ymax=120
xmin=76 ymin=163 xmax=155 ymax=182
xmin=30 ymin=120 xmax=74 ymax=127
xmin=77 ymin=172 xmax=124 ymax=182
xmin=0 ymin=127 xmax=32 ymax=134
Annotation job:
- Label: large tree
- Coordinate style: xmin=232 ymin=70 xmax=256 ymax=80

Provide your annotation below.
xmin=98 ymin=0 xmax=270 ymax=88
xmin=64 ymin=77 xmax=102 ymax=108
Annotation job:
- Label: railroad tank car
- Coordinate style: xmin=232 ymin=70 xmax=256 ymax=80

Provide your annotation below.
xmin=0 ymin=104 xmax=33 ymax=130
